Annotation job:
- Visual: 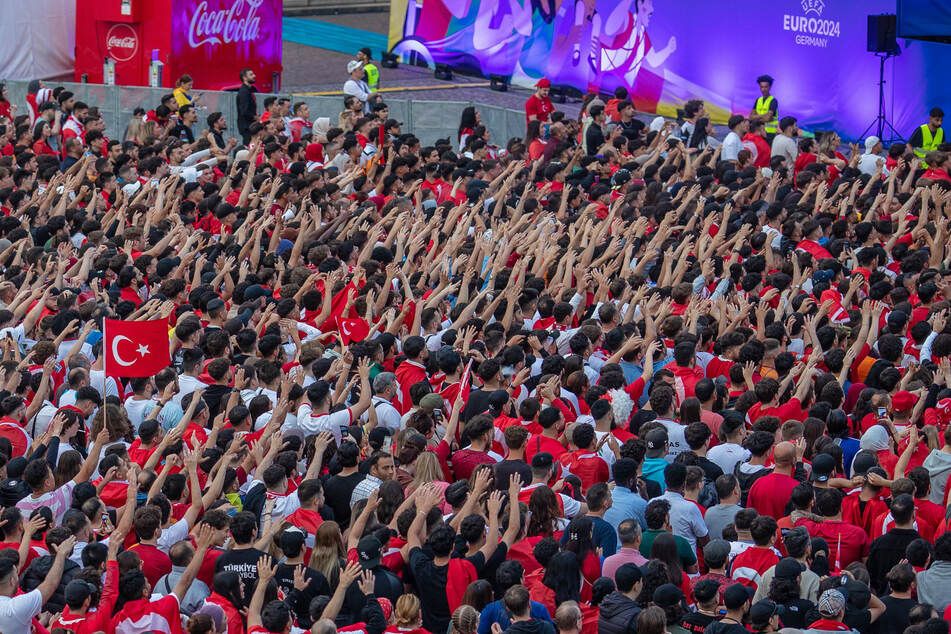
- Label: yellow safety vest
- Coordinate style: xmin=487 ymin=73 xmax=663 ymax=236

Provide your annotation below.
xmin=913 ymin=124 xmax=944 ymax=168
xmin=755 ymin=96 xmax=778 ymax=134
xmin=364 ymin=63 xmax=380 ymax=91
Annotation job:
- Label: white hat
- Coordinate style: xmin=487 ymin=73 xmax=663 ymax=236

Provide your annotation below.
xmin=234 ymin=149 xmax=250 ymax=163
xmin=347 ymin=60 xmax=363 ymax=74
xmin=649 ymin=116 xmax=666 ymax=132
xmin=865 ymin=136 xmax=881 ymax=153
xmin=121 ymin=182 xmax=141 ymax=197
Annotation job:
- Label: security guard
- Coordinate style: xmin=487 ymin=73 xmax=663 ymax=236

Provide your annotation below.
xmin=910 ymin=107 xmax=945 ymax=168
xmin=358 ymin=47 xmax=380 ymax=92
xmin=751 ymin=75 xmax=779 ymax=139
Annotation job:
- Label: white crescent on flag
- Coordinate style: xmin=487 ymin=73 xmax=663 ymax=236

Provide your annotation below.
xmin=111 ymin=335 xmax=136 ymax=366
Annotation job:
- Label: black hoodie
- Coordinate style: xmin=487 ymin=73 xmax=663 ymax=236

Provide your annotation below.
xmin=503 ymin=619 xmax=557 ymax=634
xmin=20 ymin=554 xmax=79 ymax=614
xmin=598 ymin=591 xmax=641 ymax=634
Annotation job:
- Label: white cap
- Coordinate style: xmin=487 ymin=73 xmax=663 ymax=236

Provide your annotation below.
xmin=347 ymin=60 xmax=363 ymax=74
xmin=649 ymin=116 xmax=666 ymax=132
xmin=865 ymin=136 xmax=881 ymax=153
xmin=235 ymin=149 xmax=250 ymax=163
xmin=121 ymin=182 xmax=141 ymax=197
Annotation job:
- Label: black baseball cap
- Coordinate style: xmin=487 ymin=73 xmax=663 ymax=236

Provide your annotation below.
xmin=774 ymin=557 xmax=805 ymax=579
xmin=64 ymin=579 xmax=96 ymax=605
xmin=750 ymin=599 xmax=785 ymax=626
xmin=357 ymin=535 xmax=382 ymax=569
xmin=723 ymin=583 xmax=754 ymax=610
xmin=652 ymin=583 xmax=684 ymax=608
xmin=811 ymin=453 xmax=836 ymax=482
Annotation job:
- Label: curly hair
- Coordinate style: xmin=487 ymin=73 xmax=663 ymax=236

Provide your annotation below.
xmin=527 ymin=486 xmax=559 ymax=537
xmin=91 ymin=403 xmax=135 ymax=443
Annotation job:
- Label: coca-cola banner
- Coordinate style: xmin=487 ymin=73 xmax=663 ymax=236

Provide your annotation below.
xmin=170 ymin=0 xmax=282 ymax=91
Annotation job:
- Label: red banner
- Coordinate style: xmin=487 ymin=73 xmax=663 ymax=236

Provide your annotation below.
xmin=170 ymin=0 xmax=283 ymax=92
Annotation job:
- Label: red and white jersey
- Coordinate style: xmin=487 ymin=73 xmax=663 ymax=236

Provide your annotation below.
xmin=112 ymin=594 xmax=183 ymax=634
xmin=62 ymin=115 xmax=84 ymax=141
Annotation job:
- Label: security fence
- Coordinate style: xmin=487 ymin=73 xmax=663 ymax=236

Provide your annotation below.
xmin=2 ymin=80 xmax=529 ymax=148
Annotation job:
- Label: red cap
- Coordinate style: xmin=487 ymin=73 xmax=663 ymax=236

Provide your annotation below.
xmin=892 ymin=390 xmax=915 ymax=413
xmin=535 ymin=78 xmax=551 ymax=88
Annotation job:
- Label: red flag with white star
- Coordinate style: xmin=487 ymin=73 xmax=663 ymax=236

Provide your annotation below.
xmin=103 ymin=318 xmax=170 ymax=379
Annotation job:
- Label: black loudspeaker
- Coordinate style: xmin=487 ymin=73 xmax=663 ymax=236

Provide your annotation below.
xmin=867 ymin=14 xmax=899 ymax=54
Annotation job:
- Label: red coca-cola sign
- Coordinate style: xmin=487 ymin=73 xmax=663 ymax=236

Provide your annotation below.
xmin=105 ymin=23 xmax=139 ymax=63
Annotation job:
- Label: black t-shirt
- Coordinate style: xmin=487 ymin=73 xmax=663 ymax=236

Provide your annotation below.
xmin=680 ymin=610 xmax=717 ymax=633
xmin=276 ymin=563 xmax=330 ymax=627
xmin=323 ymin=472 xmax=365 ymax=528
xmin=777 ymin=598 xmax=815 ymax=629
xmin=171 ymin=123 xmax=195 ymax=143
xmin=697 ymin=456 xmax=724 ymax=483
xmin=494 ymin=459 xmax=532 ymax=490
xmin=408 ymin=547 xmax=451 ymax=633
xmin=874 ymin=595 xmax=915 ymax=634
xmin=215 ymin=547 xmax=275 ymax=606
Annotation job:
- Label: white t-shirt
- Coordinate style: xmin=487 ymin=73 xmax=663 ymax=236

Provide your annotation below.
xmin=297 ymin=403 xmax=352 ymax=445
xmin=707 ymin=443 xmax=751 ymax=475
xmin=0 ymin=588 xmax=43 ymax=634
xmin=16 ymin=480 xmax=76 ymax=525
xmin=363 ymin=397 xmax=401 ymax=431
xmin=721 ymin=131 xmax=743 ymax=161
xmin=173 ymin=374 xmax=206 ymax=407
xmin=124 ymin=396 xmax=158 ymax=432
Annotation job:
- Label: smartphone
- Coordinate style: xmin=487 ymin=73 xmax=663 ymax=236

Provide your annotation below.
xmin=382 ymin=435 xmax=393 ymax=453
xmin=877 ymin=407 xmax=887 ymax=417
xmin=433 ymin=408 xmax=442 ymax=420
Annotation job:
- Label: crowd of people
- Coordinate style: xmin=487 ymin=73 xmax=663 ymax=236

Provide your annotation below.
xmin=0 ymin=65 xmax=948 ymax=634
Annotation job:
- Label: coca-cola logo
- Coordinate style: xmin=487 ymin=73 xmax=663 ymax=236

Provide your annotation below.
xmin=105 ymin=23 xmax=139 ymax=62
xmin=188 ymin=0 xmax=264 ymax=48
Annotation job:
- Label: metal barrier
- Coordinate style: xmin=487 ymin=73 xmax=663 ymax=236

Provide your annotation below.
xmin=1 ymin=80 xmax=529 ymax=148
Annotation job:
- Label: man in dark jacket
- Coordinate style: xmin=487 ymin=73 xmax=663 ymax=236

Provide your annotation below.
xmin=598 ymin=563 xmax=642 ymax=634
xmin=502 ymin=585 xmax=556 ymax=634
xmin=236 ymin=69 xmax=258 ymax=145
xmin=865 ymin=493 xmax=920 ymax=595
xmin=20 ymin=526 xmax=80 ymax=614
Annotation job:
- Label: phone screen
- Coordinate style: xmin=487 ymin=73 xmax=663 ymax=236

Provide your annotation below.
xmin=877 ymin=407 xmax=887 ymax=417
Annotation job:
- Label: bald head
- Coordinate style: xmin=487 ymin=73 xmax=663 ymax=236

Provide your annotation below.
xmin=774 ymin=441 xmax=796 ymax=467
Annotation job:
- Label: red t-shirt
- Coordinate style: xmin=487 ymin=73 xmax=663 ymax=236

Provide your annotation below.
xmin=795 ymin=518 xmax=869 ymax=572
xmin=747 ymin=472 xmax=799 ymax=520
xmin=524 ymin=94 xmax=553 ymax=125
xmin=451 ymin=449 xmax=495 ymax=481
xmin=128 ymin=542 xmax=172 ymax=587
xmin=559 ymin=450 xmax=609 ymax=493
xmin=524 ymin=434 xmax=567 ymax=463
xmin=730 ymin=546 xmax=779 ymax=591
xmin=705 ymin=356 xmax=734 ymax=380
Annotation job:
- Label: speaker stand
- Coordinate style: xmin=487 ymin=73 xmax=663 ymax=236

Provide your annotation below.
xmin=859 ymin=52 xmax=904 ymax=145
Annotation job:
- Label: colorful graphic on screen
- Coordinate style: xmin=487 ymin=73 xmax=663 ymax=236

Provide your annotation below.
xmin=388 ymin=0 xmax=951 ymax=140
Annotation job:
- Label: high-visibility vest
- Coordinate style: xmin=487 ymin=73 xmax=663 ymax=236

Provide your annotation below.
xmin=913 ymin=124 xmax=944 ymax=167
xmin=364 ymin=63 xmax=380 ymax=91
xmin=755 ymin=96 xmax=778 ymax=134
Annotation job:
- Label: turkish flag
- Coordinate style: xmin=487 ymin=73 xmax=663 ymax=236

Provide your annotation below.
xmin=337 ymin=317 xmax=370 ymax=345
xmin=103 ymin=318 xmax=171 ymax=378
xmin=458 ymin=358 xmax=474 ymax=405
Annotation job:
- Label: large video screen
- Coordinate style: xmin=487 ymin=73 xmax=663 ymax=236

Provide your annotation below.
xmin=388 ymin=0 xmax=951 ymax=141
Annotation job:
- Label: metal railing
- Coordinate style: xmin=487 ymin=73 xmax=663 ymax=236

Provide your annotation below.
xmin=3 ymin=80 xmax=529 ymax=148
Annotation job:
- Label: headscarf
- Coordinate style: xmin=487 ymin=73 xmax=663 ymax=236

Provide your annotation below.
xmin=195 ymin=602 xmax=226 ymax=632
xmin=844 ymin=382 xmax=865 ymax=415
xmin=859 ymin=424 xmax=890 ymax=452
xmin=313 ymin=117 xmax=331 ymax=143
